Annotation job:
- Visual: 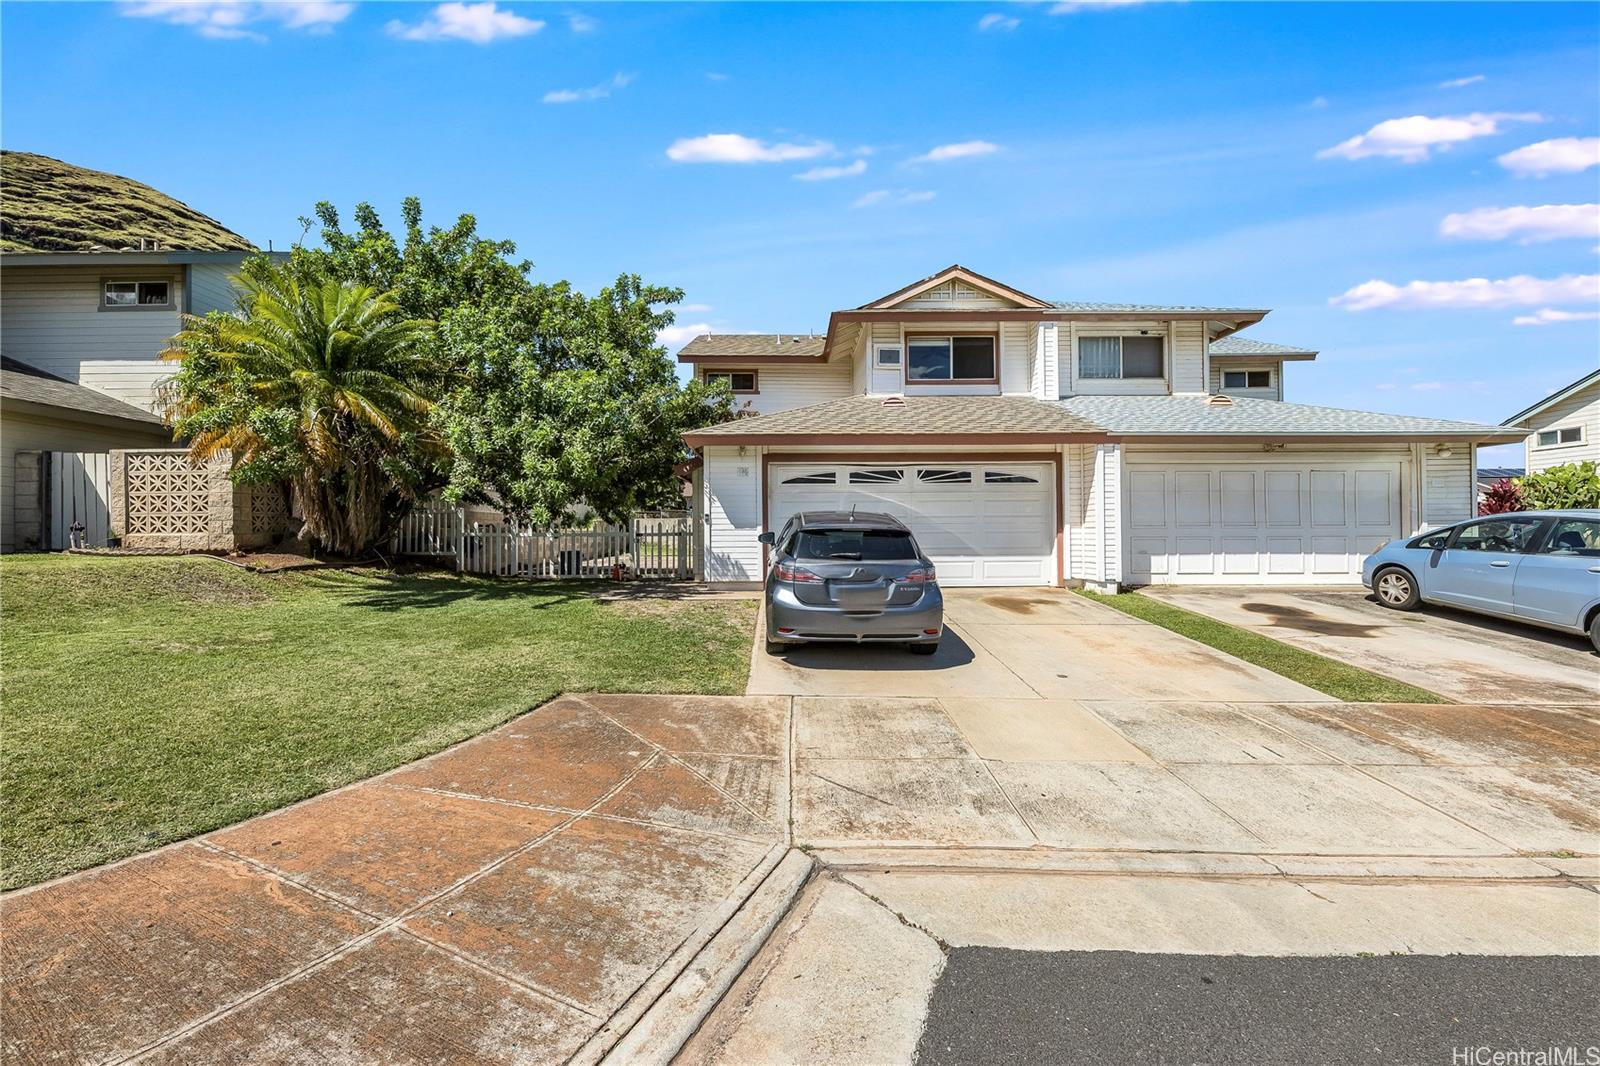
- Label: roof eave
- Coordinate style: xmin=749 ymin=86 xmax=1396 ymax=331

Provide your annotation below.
xmin=1210 ymin=351 xmax=1318 ymax=362
xmin=684 ymin=430 xmax=1112 ymax=447
xmin=1117 ymin=430 xmax=1526 ymax=445
xmin=1499 ymin=369 xmax=1600 ymax=427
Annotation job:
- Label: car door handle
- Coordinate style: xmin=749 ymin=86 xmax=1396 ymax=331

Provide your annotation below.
xmin=1490 ymin=560 xmax=1510 ymax=568
xmin=1589 ymin=566 xmax=1600 ymax=574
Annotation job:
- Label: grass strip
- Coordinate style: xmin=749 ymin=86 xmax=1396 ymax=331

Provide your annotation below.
xmin=1074 ymin=588 xmax=1449 ymax=705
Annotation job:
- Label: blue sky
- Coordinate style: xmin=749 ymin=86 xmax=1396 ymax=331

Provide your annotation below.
xmin=4 ymin=1 xmax=1597 ymax=463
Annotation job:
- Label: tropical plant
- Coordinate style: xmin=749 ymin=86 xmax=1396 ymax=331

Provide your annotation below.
xmin=1478 ymin=478 xmax=1526 ymax=515
xmin=1517 ymin=461 xmax=1600 ymax=511
xmin=162 ymin=262 xmax=443 ymax=556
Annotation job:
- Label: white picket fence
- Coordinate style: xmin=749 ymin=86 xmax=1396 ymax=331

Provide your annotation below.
xmin=392 ymin=502 xmax=695 ymax=580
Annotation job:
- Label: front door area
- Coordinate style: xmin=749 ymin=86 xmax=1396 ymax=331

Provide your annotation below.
xmin=767 ymin=460 xmax=1057 ymax=586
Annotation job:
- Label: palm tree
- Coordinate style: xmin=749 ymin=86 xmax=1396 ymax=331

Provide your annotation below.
xmin=162 ymin=263 xmax=442 ymax=556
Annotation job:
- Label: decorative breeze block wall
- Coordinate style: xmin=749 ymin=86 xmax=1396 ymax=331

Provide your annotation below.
xmin=110 ymin=449 xmax=292 ymax=551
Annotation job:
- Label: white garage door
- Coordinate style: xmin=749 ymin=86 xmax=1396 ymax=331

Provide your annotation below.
xmin=1125 ymin=457 xmax=1404 ymax=585
xmin=768 ymin=462 xmax=1056 ymax=586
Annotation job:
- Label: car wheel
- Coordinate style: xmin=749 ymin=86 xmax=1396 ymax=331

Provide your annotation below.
xmin=1588 ymin=612 xmax=1600 ymax=655
xmin=909 ymin=642 xmax=939 ymax=656
xmin=1373 ymin=567 xmax=1420 ymax=611
xmin=764 ymin=639 xmax=785 ymax=656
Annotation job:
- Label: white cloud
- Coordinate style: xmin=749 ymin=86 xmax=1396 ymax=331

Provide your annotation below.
xmin=1439 ymin=74 xmax=1485 ymax=89
xmin=1439 ymin=204 xmax=1600 ymax=244
xmin=679 ymin=303 xmax=713 ymax=313
xmin=1410 ymin=381 xmax=1445 ymax=391
xmin=386 ymin=2 xmax=543 ymax=43
xmin=657 ymin=322 xmax=711 ymax=349
xmin=542 ymin=72 xmax=633 ymax=104
xmin=566 ymin=11 xmax=595 ymax=32
xmin=1331 ymin=273 xmax=1600 ymax=311
xmin=118 ymin=0 xmax=352 ymax=39
xmin=794 ymin=160 xmax=867 ymax=181
xmin=978 ymin=12 xmax=1020 ymax=30
xmin=666 ymin=133 xmax=832 ymax=164
xmin=909 ymin=140 xmax=999 ymax=164
xmin=852 ymin=189 xmax=936 ymax=209
xmin=1308 ymin=96 xmax=1330 ymax=109
xmin=1512 ymin=308 xmax=1600 ymax=326
xmin=705 ymin=72 xmax=729 ymax=82
xmin=1050 ymin=0 xmax=1156 ymax=12
xmin=1317 ymin=112 xmax=1544 ymax=164
xmin=1497 ymin=137 xmax=1600 ymax=177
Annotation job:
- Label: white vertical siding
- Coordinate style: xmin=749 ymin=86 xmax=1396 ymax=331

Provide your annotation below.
xmin=1066 ymin=443 xmax=1091 ymax=578
xmin=703 ymin=446 xmax=763 ymax=581
xmin=1522 ymin=384 xmax=1599 ymax=473
xmin=1066 ymin=442 xmax=1120 ymax=584
xmin=1419 ymin=444 xmax=1473 ymax=529
xmin=1171 ymin=321 xmax=1206 ymax=394
xmin=1000 ymin=321 xmax=1032 ymax=395
xmin=1095 ymin=444 xmax=1122 ymax=584
xmin=0 ymin=266 xmax=183 ymax=412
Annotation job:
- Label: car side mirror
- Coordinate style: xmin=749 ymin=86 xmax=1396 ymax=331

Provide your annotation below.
xmin=757 ymin=531 xmax=776 ymax=546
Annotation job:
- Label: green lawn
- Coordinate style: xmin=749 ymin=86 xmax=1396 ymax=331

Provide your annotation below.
xmin=1074 ymin=588 xmax=1449 ymax=705
xmin=0 ymin=555 xmax=755 ymax=889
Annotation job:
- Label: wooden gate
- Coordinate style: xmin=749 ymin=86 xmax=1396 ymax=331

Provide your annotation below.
xmin=48 ymin=452 xmax=112 ymax=549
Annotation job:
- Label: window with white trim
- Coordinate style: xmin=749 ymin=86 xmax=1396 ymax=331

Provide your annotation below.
xmin=1078 ymin=335 xmax=1163 ymax=380
xmin=704 ymin=370 xmax=757 ymax=394
xmin=1222 ymin=369 xmax=1272 ymax=389
xmin=1535 ymin=426 xmax=1583 ymax=448
xmin=875 ymin=346 xmax=902 ymax=367
xmin=103 ymin=279 xmax=171 ymax=309
xmin=849 ymin=468 xmax=904 ymax=484
xmin=781 ymin=472 xmax=836 ymax=485
xmin=917 ymin=468 xmax=972 ymax=484
xmin=984 ymin=471 xmax=1039 ymax=484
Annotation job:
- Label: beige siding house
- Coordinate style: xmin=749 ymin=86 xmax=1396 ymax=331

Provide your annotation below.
xmin=679 ymin=265 xmax=1523 ymax=590
xmin=1502 ymin=370 xmax=1599 ymax=475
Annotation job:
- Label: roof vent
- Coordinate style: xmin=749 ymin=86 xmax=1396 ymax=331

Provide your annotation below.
xmin=1206 ymin=394 xmax=1235 ymax=407
xmin=881 ymin=395 xmax=906 ymax=409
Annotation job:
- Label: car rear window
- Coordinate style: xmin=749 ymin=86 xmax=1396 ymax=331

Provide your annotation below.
xmin=793 ymin=528 xmax=917 ymax=561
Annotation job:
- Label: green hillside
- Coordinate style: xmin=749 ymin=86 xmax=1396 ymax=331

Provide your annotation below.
xmin=0 ymin=151 xmax=254 ymax=253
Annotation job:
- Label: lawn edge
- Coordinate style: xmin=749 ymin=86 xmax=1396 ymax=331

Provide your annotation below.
xmin=1073 ymin=588 xmax=1450 ymax=705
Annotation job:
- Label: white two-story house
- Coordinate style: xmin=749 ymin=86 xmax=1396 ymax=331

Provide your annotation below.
xmin=680 ymin=265 xmax=1524 ymax=590
xmin=1502 ymin=369 xmax=1599 ymax=476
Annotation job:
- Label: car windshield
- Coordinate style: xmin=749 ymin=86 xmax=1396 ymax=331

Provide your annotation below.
xmin=794 ymin=528 xmax=916 ymax=561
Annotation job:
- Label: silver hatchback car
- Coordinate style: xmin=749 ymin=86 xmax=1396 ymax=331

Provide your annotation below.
xmin=1360 ymin=509 xmax=1600 ymax=651
xmin=758 ymin=510 xmax=944 ymax=655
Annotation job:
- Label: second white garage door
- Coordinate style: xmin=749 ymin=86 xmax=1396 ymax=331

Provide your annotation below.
xmin=1124 ymin=456 xmax=1404 ymax=585
xmin=768 ymin=461 xmax=1056 ymax=586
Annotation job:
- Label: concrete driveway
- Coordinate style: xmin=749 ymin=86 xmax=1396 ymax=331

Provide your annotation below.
xmin=1141 ymin=586 xmax=1599 ymax=705
xmin=748 ymin=588 xmax=1332 ymax=703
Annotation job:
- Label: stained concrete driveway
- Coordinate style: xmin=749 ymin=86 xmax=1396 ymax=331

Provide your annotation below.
xmin=1141 ymin=586 xmax=1599 ymax=704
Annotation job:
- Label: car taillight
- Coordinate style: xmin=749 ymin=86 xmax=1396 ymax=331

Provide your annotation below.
xmin=902 ymin=566 xmax=935 ymax=584
xmin=774 ymin=561 xmax=822 ymax=583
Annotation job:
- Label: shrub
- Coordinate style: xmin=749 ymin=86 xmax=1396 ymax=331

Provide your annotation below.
xmin=1478 ymin=478 xmax=1526 ymax=515
xmin=1518 ymin=461 xmax=1600 ymax=511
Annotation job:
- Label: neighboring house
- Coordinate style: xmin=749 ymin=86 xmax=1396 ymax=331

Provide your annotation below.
xmin=1501 ymin=369 xmax=1599 ymax=475
xmin=679 ymin=264 xmax=1523 ymax=589
xmin=0 ymin=151 xmax=265 ymax=550
xmin=1475 ymin=466 xmax=1524 ymax=505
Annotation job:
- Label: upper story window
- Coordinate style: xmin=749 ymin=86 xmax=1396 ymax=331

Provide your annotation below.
xmin=1535 ymin=426 xmax=1583 ymax=448
xmin=875 ymin=346 xmax=902 ymax=367
xmin=102 ymin=279 xmax=171 ymax=310
xmin=1223 ymin=369 xmax=1272 ymax=390
xmin=704 ymin=370 xmax=758 ymax=394
xmin=906 ymin=335 xmax=996 ymax=384
xmin=1079 ymin=335 xmax=1163 ymax=380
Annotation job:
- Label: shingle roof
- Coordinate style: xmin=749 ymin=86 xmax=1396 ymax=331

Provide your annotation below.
xmin=677 ymin=334 xmax=825 ymax=360
xmin=1209 ymin=336 xmax=1318 ymax=357
xmin=1056 ymin=394 xmax=1519 ymax=439
xmin=1050 ymin=301 xmax=1262 ymax=313
xmin=1 ymin=356 xmax=167 ymax=426
xmin=684 ymin=394 xmax=1105 ymax=442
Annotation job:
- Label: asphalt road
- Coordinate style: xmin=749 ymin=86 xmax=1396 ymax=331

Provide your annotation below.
xmin=916 ymin=949 xmax=1600 ymax=1066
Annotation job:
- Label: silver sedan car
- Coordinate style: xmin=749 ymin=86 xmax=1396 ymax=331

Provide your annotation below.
xmin=758 ymin=510 xmax=944 ymax=655
xmin=1360 ymin=509 xmax=1600 ymax=651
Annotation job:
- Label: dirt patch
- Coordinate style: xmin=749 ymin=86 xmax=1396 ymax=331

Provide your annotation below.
xmin=982 ymin=595 xmax=1058 ymax=616
xmin=1242 ymin=602 xmax=1380 ymax=639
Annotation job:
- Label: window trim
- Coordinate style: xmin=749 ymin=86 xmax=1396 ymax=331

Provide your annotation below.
xmin=1222 ymin=367 xmax=1273 ymax=391
xmin=1533 ymin=425 xmax=1584 ymax=449
xmin=703 ymin=368 xmax=759 ymax=395
xmin=903 ymin=332 xmax=999 ymax=386
xmin=99 ymin=276 xmax=175 ymax=312
xmin=874 ymin=344 xmax=903 ymax=368
xmin=1075 ymin=332 xmax=1167 ymax=382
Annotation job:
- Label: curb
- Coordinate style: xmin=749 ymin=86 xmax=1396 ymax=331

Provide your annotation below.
xmin=582 ymin=849 xmax=817 ymax=1066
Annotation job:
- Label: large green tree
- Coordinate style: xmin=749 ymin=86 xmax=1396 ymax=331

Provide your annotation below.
xmin=162 ymin=265 xmax=443 ymax=555
xmin=293 ymin=199 xmax=734 ymax=526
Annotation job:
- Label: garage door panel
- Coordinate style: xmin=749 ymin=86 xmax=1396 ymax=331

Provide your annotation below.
xmin=1128 ymin=458 xmax=1402 ymax=586
xmin=769 ymin=462 xmax=1055 ymax=587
